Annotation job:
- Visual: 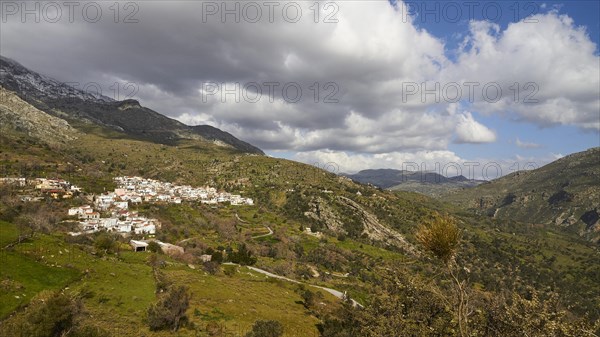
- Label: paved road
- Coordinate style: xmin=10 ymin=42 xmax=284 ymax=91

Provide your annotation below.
xmin=224 ymin=263 xmax=363 ymax=308
xmin=251 ymin=226 xmax=273 ymax=239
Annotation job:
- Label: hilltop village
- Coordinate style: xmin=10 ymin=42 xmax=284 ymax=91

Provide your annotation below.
xmin=1 ymin=176 xmax=254 ymax=238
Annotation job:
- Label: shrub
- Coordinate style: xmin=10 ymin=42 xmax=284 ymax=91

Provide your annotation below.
xmin=416 ymin=213 xmax=460 ymax=264
xmin=203 ymin=261 xmax=220 ymax=275
xmin=245 ymin=320 xmax=284 ymax=337
xmin=147 ymin=241 xmax=162 ymax=254
xmin=147 ymin=285 xmax=191 ymax=331
xmin=4 ymin=292 xmax=82 ymax=337
xmin=94 ymin=232 xmax=117 ymax=254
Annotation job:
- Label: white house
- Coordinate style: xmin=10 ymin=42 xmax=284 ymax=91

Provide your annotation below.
xmin=135 ymin=224 xmax=156 ymax=235
xmin=118 ymin=223 xmax=132 ymax=233
xmin=81 ymin=212 xmax=100 ymax=220
xmin=114 ymin=201 xmax=129 ymax=210
xmin=130 ymin=240 xmax=148 ymax=252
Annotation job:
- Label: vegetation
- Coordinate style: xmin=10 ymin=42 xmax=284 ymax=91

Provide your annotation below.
xmin=1 ymin=291 xmax=83 ymax=337
xmin=0 ymin=119 xmax=598 ymax=335
xmin=245 ymin=320 xmax=284 ymax=337
xmin=147 ymin=285 xmax=191 ymax=332
xmin=416 ymin=214 xmax=468 ymax=336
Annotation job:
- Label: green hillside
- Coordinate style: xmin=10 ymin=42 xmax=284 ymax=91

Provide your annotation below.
xmin=0 ymin=101 xmax=599 ymax=335
xmin=446 ymin=148 xmax=600 ymax=242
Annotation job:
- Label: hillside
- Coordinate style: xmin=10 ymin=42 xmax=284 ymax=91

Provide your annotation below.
xmin=0 ymin=118 xmax=598 ymax=335
xmin=0 ymin=88 xmax=78 ymax=144
xmin=1 ymin=59 xmax=599 ymax=336
xmin=446 ymin=148 xmax=600 ymax=242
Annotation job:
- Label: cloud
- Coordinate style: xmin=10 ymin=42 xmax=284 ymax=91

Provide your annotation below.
xmin=445 ymin=13 xmax=600 ymax=130
xmin=454 ymin=112 xmax=497 ymax=144
xmin=515 ymin=138 xmax=542 ymax=149
xmin=1 ymin=1 xmax=597 ymax=172
xmin=292 ymin=149 xmax=462 ymax=174
xmin=292 ymin=149 xmax=561 ymax=181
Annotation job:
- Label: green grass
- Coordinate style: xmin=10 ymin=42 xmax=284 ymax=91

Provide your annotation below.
xmin=0 ymin=250 xmax=79 ymax=318
xmin=0 ymin=220 xmax=19 ymax=247
xmin=334 ymin=238 xmax=405 ymax=261
xmin=167 ymin=265 xmax=337 ymax=336
xmin=0 ymin=222 xmax=78 ymax=317
xmin=0 ymin=226 xmax=337 ymax=336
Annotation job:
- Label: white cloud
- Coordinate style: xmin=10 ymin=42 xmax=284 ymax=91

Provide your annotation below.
xmin=291 ymin=150 xmax=561 ymax=180
xmin=515 ymin=138 xmax=541 ymax=149
xmin=454 ymin=112 xmax=497 ymax=143
xmin=445 ymin=12 xmax=600 ymax=130
xmin=292 ymin=149 xmax=462 ymax=174
xmin=1 ymin=1 xmax=598 ymax=170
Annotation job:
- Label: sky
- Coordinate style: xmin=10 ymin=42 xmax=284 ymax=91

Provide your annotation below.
xmin=1 ymin=0 xmax=599 ymax=179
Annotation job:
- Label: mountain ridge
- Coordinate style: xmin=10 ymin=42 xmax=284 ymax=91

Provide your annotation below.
xmin=446 ymin=147 xmax=600 ymax=242
xmin=0 ymin=55 xmax=264 ymax=154
xmin=342 ymin=168 xmax=486 ymax=197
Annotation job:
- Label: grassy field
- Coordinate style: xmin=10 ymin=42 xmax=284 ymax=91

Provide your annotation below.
xmin=0 ymin=222 xmax=80 ymax=318
xmin=0 ymin=219 xmax=339 ymax=336
xmin=167 ymin=266 xmax=336 ymax=336
xmin=0 ymin=220 xmax=19 ymax=247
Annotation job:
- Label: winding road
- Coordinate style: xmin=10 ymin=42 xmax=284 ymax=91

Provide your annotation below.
xmin=251 ymin=226 xmax=273 ymax=239
xmin=224 ymin=262 xmax=363 ymax=308
xmin=236 ymin=213 xmax=274 ymax=239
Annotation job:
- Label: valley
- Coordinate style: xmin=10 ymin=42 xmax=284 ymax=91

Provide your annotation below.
xmin=0 ymin=56 xmax=599 ymax=336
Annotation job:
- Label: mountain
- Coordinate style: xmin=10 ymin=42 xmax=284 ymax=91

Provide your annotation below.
xmin=0 ymin=56 xmax=264 ymax=154
xmin=343 ymin=169 xmax=485 ymax=197
xmin=447 ymin=147 xmax=600 ymax=242
xmin=1 ymin=58 xmax=599 ymax=335
xmin=0 ymin=87 xmax=78 ymax=144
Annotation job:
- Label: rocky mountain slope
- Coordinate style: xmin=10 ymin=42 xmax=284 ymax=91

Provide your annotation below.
xmin=447 ymin=147 xmax=600 ymax=242
xmin=0 ymin=56 xmax=264 ymax=154
xmin=0 ymin=87 xmax=78 ymax=144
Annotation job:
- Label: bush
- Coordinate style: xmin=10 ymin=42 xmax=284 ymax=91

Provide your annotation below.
xmin=4 ymin=292 xmax=82 ymax=337
xmin=147 ymin=285 xmax=191 ymax=331
xmin=245 ymin=320 xmax=284 ymax=337
xmin=147 ymin=241 xmax=162 ymax=254
xmin=203 ymin=261 xmax=220 ymax=275
xmin=416 ymin=213 xmax=460 ymax=264
xmin=94 ymin=232 xmax=117 ymax=254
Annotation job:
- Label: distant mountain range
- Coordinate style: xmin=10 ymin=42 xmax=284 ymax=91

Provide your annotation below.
xmin=342 ymin=169 xmax=486 ymax=197
xmin=0 ymin=56 xmax=264 ymax=154
xmin=447 ymin=147 xmax=600 ymax=242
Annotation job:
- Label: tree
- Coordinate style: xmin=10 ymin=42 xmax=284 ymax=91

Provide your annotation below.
xmin=211 ymin=250 xmax=223 ymax=263
xmin=147 ymin=285 xmax=190 ymax=331
xmin=228 ymin=243 xmax=257 ymax=266
xmin=299 ymin=287 xmax=315 ymax=310
xmin=147 ymin=241 xmax=162 ymax=254
xmin=245 ymin=320 xmax=284 ymax=337
xmin=3 ymin=292 xmax=82 ymax=337
xmin=416 ymin=213 xmax=469 ymax=337
xmin=15 ymin=209 xmax=50 ymax=242
xmin=319 ymin=269 xmax=457 ymax=337
xmin=479 ymin=289 xmax=600 ymax=337
xmin=94 ymin=232 xmax=117 ymax=254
